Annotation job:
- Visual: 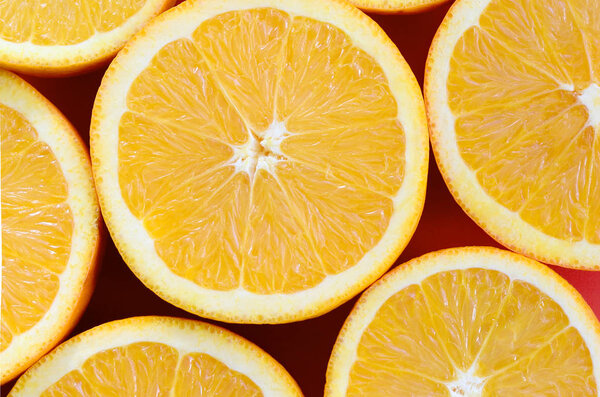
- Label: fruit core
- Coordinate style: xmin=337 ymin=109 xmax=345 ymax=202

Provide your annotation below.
xmin=446 ymin=371 xmax=485 ymax=397
xmin=231 ymin=119 xmax=290 ymax=179
xmin=578 ymin=83 xmax=600 ymax=129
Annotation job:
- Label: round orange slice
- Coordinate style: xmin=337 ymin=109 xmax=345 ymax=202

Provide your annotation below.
xmin=9 ymin=316 xmax=302 ymax=396
xmin=348 ymin=0 xmax=449 ymax=14
xmin=91 ymin=0 xmax=429 ymax=323
xmin=326 ymin=247 xmax=600 ymax=396
xmin=425 ymin=0 xmax=600 ymax=269
xmin=1 ymin=70 xmax=101 ymax=383
xmin=0 ymin=0 xmax=175 ymax=76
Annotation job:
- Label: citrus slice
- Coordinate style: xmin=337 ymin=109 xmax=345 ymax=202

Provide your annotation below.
xmin=425 ymin=0 xmax=600 ymax=269
xmin=0 ymin=0 xmax=175 ymax=76
xmin=326 ymin=247 xmax=600 ymax=396
xmin=348 ymin=0 xmax=449 ymax=14
xmin=0 ymin=70 xmax=101 ymax=383
xmin=8 ymin=316 xmax=302 ymax=396
xmin=91 ymin=0 xmax=428 ymax=323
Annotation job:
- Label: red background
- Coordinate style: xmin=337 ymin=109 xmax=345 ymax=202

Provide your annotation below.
xmin=3 ymin=1 xmax=600 ymax=396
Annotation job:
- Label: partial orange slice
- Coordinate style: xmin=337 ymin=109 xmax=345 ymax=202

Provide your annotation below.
xmin=0 ymin=0 xmax=175 ymax=76
xmin=425 ymin=0 xmax=600 ymax=269
xmin=326 ymin=247 xmax=600 ymax=396
xmin=348 ymin=0 xmax=449 ymax=14
xmin=8 ymin=316 xmax=302 ymax=396
xmin=1 ymin=70 xmax=101 ymax=383
xmin=91 ymin=0 xmax=429 ymax=323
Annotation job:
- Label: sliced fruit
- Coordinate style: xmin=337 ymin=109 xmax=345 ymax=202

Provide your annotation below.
xmin=348 ymin=0 xmax=449 ymax=14
xmin=325 ymin=247 xmax=600 ymax=396
xmin=91 ymin=0 xmax=428 ymax=323
xmin=425 ymin=0 xmax=600 ymax=269
xmin=8 ymin=316 xmax=302 ymax=396
xmin=0 ymin=0 xmax=175 ymax=76
xmin=0 ymin=70 xmax=101 ymax=383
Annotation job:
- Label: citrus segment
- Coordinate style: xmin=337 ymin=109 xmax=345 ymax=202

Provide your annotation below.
xmin=474 ymin=280 xmax=570 ymax=376
xmin=0 ymin=0 xmax=175 ymax=75
xmin=280 ymin=119 xmax=405 ymax=196
xmin=482 ymin=327 xmax=597 ymax=396
xmin=1 ymin=259 xmax=60 ymax=343
xmin=125 ymin=38 xmax=249 ymax=147
xmin=193 ymin=8 xmax=290 ymax=132
xmin=174 ymin=353 xmax=262 ymax=395
xmin=275 ymin=162 xmax=393 ymax=276
xmin=426 ymin=0 xmax=600 ymax=268
xmin=352 ymin=283 xmax=455 ymax=382
xmin=326 ymin=248 xmax=600 ymax=396
xmin=1 ymin=105 xmax=73 ymax=274
xmin=92 ymin=0 xmax=428 ymax=322
xmin=9 ymin=317 xmax=302 ymax=396
xmin=0 ymin=70 xmax=100 ymax=383
xmin=420 ymin=268 xmax=509 ymax=373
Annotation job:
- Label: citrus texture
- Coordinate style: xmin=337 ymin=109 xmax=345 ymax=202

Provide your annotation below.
xmin=9 ymin=316 xmax=302 ymax=396
xmin=0 ymin=0 xmax=175 ymax=75
xmin=91 ymin=0 xmax=428 ymax=323
xmin=1 ymin=70 xmax=101 ymax=383
xmin=426 ymin=0 xmax=600 ymax=269
xmin=326 ymin=247 xmax=600 ymax=396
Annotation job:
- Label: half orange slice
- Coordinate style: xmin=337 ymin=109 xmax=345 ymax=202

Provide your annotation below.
xmin=0 ymin=0 xmax=175 ymax=76
xmin=9 ymin=316 xmax=302 ymax=396
xmin=326 ymin=247 xmax=600 ymax=396
xmin=426 ymin=0 xmax=600 ymax=269
xmin=1 ymin=70 xmax=101 ymax=383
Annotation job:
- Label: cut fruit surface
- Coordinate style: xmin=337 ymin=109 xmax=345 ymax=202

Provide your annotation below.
xmin=425 ymin=0 xmax=600 ymax=269
xmin=91 ymin=0 xmax=428 ymax=323
xmin=0 ymin=70 xmax=100 ymax=383
xmin=8 ymin=316 xmax=302 ymax=396
xmin=0 ymin=0 xmax=175 ymax=76
xmin=325 ymin=247 xmax=600 ymax=396
xmin=348 ymin=0 xmax=450 ymax=14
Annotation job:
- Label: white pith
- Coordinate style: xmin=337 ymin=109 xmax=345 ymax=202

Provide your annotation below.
xmin=446 ymin=369 xmax=485 ymax=397
xmin=231 ymin=120 xmax=289 ymax=179
xmin=578 ymin=83 xmax=600 ymax=129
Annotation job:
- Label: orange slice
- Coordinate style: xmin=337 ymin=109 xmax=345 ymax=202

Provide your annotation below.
xmin=91 ymin=0 xmax=428 ymax=323
xmin=425 ymin=0 xmax=600 ymax=269
xmin=326 ymin=247 xmax=600 ymax=396
xmin=1 ymin=70 xmax=101 ymax=383
xmin=0 ymin=0 xmax=175 ymax=76
xmin=8 ymin=316 xmax=302 ymax=396
xmin=348 ymin=0 xmax=449 ymax=14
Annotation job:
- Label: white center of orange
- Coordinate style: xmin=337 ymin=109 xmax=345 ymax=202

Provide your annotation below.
xmin=231 ymin=120 xmax=290 ymax=178
xmin=578 ymin=83 xmax=600 ymax=129
xmin=446 ymin=371 xmax=485 ymax=397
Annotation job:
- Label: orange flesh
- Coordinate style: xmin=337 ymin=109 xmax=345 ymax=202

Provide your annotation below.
xmin=41 ymin=342 xmax=262 ymax=396
xmin=1 ymin=104 xmax=73 ymax=352
xmin=347 ymin=268 xmax=597 ymax=396
xmin=447 ymin=0 xmax=600 ymax=243
xmin=0 ymin=0 xmax=146 ymax=45
xmin=118 ymin=8 xmax=405 ymax=294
